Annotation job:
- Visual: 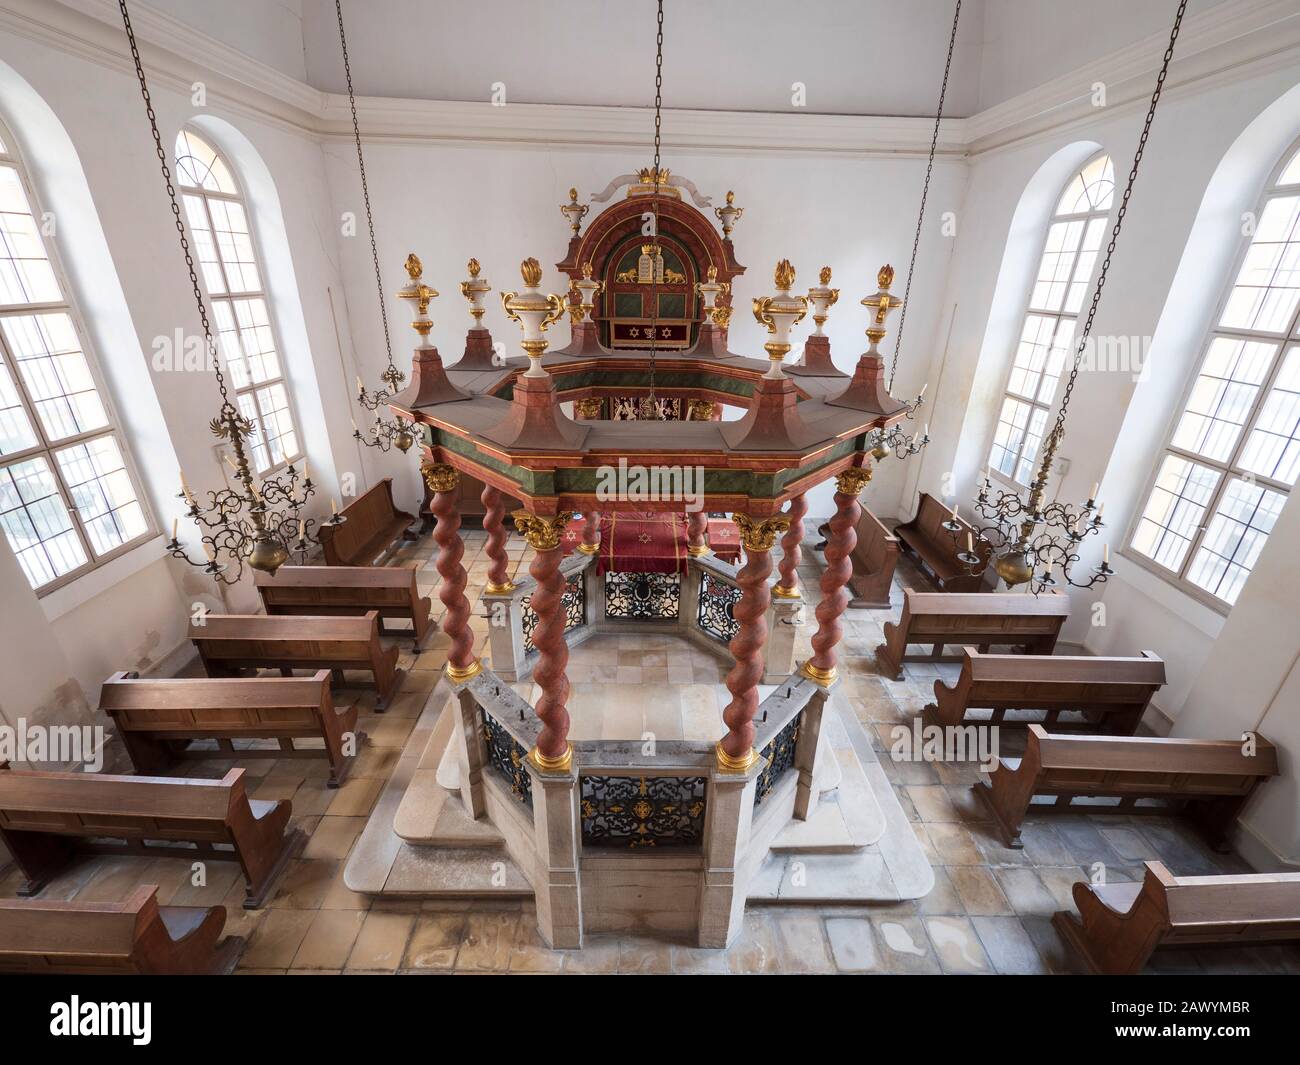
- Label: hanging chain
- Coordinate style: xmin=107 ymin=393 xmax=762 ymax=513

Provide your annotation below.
xmin=336 ymin=0 xmax=396 ymax=380
xmin=118 ymin=0 xmax=234 ymax=416
xmin=888 ymin=0 xmax=961 ymax=393
xmin=645 ymin=0 xmax=664 ymax=418
xmin=1050 ymin=0 xmax=1187 ymax=444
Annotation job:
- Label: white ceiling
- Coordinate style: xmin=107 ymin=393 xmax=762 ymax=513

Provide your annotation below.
xmin=117 ymin=0 xmax=1232 ymax=118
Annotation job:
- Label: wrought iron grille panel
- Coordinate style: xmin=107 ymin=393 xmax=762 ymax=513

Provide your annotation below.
xmin=754 ymin=711 xmax=802 ymax=806
xmin=697 ymin=570 xmax=742 ymax=644
xmin=481 ymin=710 xmax=533 ymax=807
xmin=580 ymin=774 xmax=707 ymax=848
xmin=521 ymin=570 xmax=586 ymax=655
xmin=604 ymin=571 xmax=681 ymax=621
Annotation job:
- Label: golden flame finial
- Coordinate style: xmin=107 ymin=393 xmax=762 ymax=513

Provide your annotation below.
xmin=582 ymin=261 xmax=593 ymax=279
xmin=819 ymin=266 xmax=832 ymax=285
xmin=467 ymin=258 xmax=481 ymax=278
xmin=404 ymin=253 xmax=423 ymax=280
xmin=774 ymin=259 xmax=796 ymax=291
xmin=878 ymin=264 xmax=896 ymax=290
xmin=707 ymin=265 xmax=718 ymax=282
xmin=725 ymin=190 xmax=735 ymax=205
xmin=568 ymin=187 xmax=578 ymax=202
xmin=520 ymin=257 xmax=543 ymax=287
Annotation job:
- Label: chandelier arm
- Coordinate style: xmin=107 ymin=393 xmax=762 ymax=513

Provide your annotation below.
xmin=336 ymin=0 xmax=397 ymax=381
xmin=1045 ymin=0 xmax=1187 ymax=451
xmin=888 ymin=0 xmax=961 ymax=393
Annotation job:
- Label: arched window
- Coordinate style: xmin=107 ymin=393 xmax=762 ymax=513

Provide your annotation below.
xmin=0 ymin=121 xmax=151 ymax=591
xmin=1129 ymin=142 xmax=1300 ymax=608
xmin=175 ymin=129 xmax=300 ymax=473
xmin=987 ymin=154 xmax=1115 ymax=485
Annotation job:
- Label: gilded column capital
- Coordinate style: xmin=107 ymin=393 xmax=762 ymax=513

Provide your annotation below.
xmin=512 ymin=510 xmax=573 ymax=551
xmin=732 ymin=512 xmax=791 ymax=552
xmin=422 ymin=461 xmax=460 ymax=494
xmin=834 ymin=466 xmax=873 ymax=497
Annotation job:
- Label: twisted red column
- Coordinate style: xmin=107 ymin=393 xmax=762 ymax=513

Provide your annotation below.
xmin=528 ymin=544 xmax=570 ymax=760
xmin=775 ymin=493 xmax=807 ymax=596
xmin=719 ymin=547 xmax=774 ymax=762
xmin=806 ymin=490 xmax=861 ymax=679
xmin=687 ymin=510 xmax=708 ymax=554
xmin=433 ymin=486 xmax=475 ymax=673
xmin=481 ymin=484 xmax=511 ymax=591
xmin=580 ymin=511 xmax=601 ymax=554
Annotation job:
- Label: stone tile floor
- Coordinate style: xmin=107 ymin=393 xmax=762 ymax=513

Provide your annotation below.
xmin=2 ymin=524 xmax=1296 ymax=975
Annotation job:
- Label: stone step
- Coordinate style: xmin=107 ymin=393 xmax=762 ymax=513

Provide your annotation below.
xmin=748 ymin=849 xmax=901 ymax=902
xmin=382 ymin=843 xmax=533 ymax=897
xmin=393 ymin=770 xmax=506 ymax=847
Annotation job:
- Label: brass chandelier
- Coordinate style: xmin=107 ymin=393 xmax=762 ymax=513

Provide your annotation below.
xmin=953 ymin=0 xmax=1188 ymax=593
xmin=337 ymin=0 xmax=416 ymax=455
xmin=119 ymin=0 xmax=333 ymax=583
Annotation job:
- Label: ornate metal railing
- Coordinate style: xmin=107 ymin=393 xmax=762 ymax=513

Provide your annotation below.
xmin=481 ymin=709 xmax=533 ymax=807
xmin=579 ymin=773 xmax=707 ymax=848
xmin=754 ymin=711 xmax=801 ymax=806
xmin=604 ymin=571 xmax=681 ymax=621
xmin=697 ymin=569 xmax=742 ymax=644
xmin=521 ymin=570 xmax=586 ymax=654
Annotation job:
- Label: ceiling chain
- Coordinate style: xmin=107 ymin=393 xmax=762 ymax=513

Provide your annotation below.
xmin=888 ymin=0 xmax=961 ymax=394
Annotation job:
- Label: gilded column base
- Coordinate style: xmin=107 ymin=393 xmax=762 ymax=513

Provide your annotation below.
xmin=528 ymin=743 xmax=574 ymax=774
xmin=714 ymin=742 xmax=759 ymax=773
xmin=771 ymin=583 xmax=801 ymax=600
xmin=445 ymin=659 xmax=484 ymax=683
xmin=799 ymin=661 xmax=838 ymax=687
xmin=687 ymin=544 xmax=711 ymax=558
xmin=483 ymin=580 xmax=517 ymax=595
xmin=576 ymin=543 xmax=600 ymax=556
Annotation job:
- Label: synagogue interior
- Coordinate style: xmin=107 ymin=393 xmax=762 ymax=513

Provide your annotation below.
xmin=0 ymin=0 xmax=1298 ymax=983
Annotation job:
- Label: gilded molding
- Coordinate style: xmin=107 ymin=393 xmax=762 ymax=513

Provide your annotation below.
xmin=512 ymin=509 xmax=574 ymax=551
xmin=732 ymin=512 xmax=791 ymax=552
xmin=834 ymin=466 xmax=873 ymax=497
xmin=422 ymin=461 xmax=460 ymax=494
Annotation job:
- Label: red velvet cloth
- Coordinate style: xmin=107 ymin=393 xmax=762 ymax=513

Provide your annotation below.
xmin=557 ymin=513 xmax=741 ymax=570
xmin=707 ymin=518 xmax=741 ymax=564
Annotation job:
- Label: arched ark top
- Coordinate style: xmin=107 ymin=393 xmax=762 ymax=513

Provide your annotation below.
xmin=557 ymin=190 xmax=745 ymax=290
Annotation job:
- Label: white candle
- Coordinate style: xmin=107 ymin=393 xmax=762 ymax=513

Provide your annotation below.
xmin=950 ymin=503 xmax=959 ymax=520
xmin=1090 ymin=482 xmax=1099 ymax=501
xmin=171 ymin=517 xmax=178 ymax=541
xmin=1103 ymin=544 xmax=1110 ymax=564
xmin=301 ymin=459 xmax=308 ymax=483
xmin=920 ymin=383 xmax=928 ymax=398
xmin=179 ymin=467 xmax=189 ymax=491
xmin=202 ymin=541 xmax=215 ymax=562
xmin=331 ymin=498 xmax=338 ymax=515
xmin=356 ymin=376 xmax=364 ymax=396
xmin=1096 ymin=502 xmax=1105 ymax=519
xmin=966 ymin=531 xmax=973 ymax=552
xmin=297 ymin=519 xmax=305 ymax=540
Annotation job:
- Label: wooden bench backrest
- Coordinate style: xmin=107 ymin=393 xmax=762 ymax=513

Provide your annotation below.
xmin=1029 ymin=725 xmax=1277 ymax=793
xmin=963 ymin=649 xmax=1165 ymax=702
xmin=902 ymin=589 xmax=1068 ymax=637
xmin=100 ymin=671 xmax=331 ymax=731
xmin=853 ymin=508 xmax=898 ymax=570
xmin=0 ymin=885 xmax=159 ymax=964
xmin=255 ymin=564 xmax=417 ymax=611
xmin=189 ymin=612 xmax=379 ymax=664
xmin=0 ymin=766 xmax=245 ymax=830
xmin=912 ymin=493 xmax=952 ymax=538
xmin=1147 ymin=862 xmax=1300 ymax=931
xmin=319 ymin=479 xmax=406 ymax=564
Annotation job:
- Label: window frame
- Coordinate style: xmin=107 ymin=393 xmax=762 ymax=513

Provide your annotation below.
xmin=986 ymin=151 xmax=1117 ymax=490
xmin=173 ymin=128 xmax=303 ymax=478
xmin=1124 ymin=136 xmax=1300 ymax=614
xmin=0 ymin=119 xmax=156 ymax=595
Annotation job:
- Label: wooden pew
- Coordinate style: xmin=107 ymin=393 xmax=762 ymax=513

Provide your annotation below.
xmin=0 ymin=885 xmax=242 ymax=974
xmin=0 ymin=766 xmax=302 ymax=908
xmin=1054 ymin=861 xmax=1300 ymax=975
xmin=927 ymin=648 xmax=1166 ymax=735
xmin=256 ymin=564 xmax=432 ymax=651
xmin=848 ymin=508 xmax=900 ymax=609
xmin=189 ymin=611 xmax=403 ymax=711
xmin=318 ymin=478 xmax=417 ymax=566
xmin=976 ymin=725 xmax=1278 ymax=850
xmin=100 ymin=671 xmax=361 ymax=788
xmin=893 ymin=492 xmax=990 ymax=592
xmin=876 ymin=589 xmax=1069 ymax=680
